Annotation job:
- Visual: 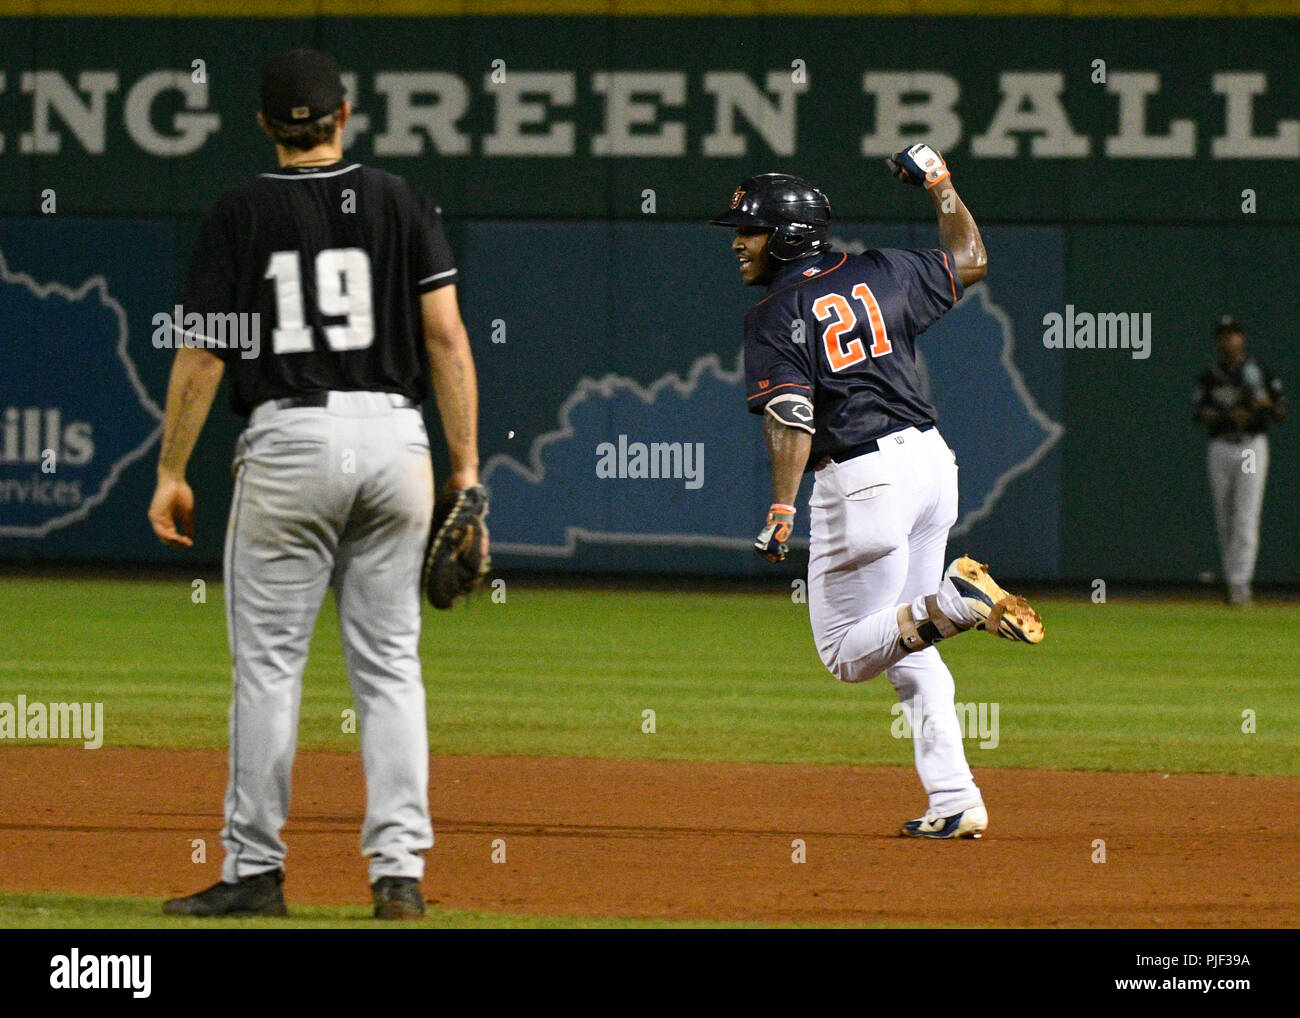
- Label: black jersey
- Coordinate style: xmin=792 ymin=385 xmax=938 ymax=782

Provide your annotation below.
xmin=1194 ymin=358 xmax=1286 ymax=438
xmin=743 ymin=247 xmax=963 ymax=466
xmin=180 ymin=160 xmax=458 ymax=417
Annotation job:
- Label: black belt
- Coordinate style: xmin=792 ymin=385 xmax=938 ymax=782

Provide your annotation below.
xmin=831 ymin=423 xmax=935 ymax=464
xmin=264 ymin=393 xmax=417 ymax=411
xmin=1210 ymin=431 xmax=1265 ymax=442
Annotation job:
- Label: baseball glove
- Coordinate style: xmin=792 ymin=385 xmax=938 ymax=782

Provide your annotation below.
xmin=421 ymin=484 xmax=491 ymax=609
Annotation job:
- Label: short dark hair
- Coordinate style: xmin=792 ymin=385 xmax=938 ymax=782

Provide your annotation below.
xmin=264 ymin=110 xmax=339 ymax=151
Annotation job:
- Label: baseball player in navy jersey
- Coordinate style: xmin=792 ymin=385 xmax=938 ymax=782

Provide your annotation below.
xmin=1194 ymin=316 xmax=1286 ymax=606
xmin=710 ymin=146 xmax=1043 ymax=840
xmin=148 ymin=50 xmax=482 ymax=917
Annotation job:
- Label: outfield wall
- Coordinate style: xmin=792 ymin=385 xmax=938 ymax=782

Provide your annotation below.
xmin=1 ymin=9 xmax=1297 ymax=582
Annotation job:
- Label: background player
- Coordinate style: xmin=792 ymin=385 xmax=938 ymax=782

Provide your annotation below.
xmin=710 ymin=148 xmax=1042 ymax=840
xmin=1194 ymin=316 xmax=1286 ymax=606
xmin=147 ymin=49 xmax=482 ymax=918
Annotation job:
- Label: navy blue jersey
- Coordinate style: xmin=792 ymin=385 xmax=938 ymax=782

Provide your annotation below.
xmin=743 ymin=247 xmax=962 ymax=465
xmin=181 ymin=160 xmax=457 ymax=417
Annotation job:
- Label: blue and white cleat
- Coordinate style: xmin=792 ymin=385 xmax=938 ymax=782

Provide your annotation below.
xmin=900 ymin=805 xmax=988 ymax=840
xmin=945 ymin=556 xmax=1044 ymax=644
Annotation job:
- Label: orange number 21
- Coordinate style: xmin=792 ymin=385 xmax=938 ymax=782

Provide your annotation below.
xmin=813 ymin=283 xmax=893 ymax=371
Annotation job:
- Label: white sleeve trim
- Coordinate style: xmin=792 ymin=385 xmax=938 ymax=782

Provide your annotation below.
xmin=418 ymin=267 xmax=458 ymax=286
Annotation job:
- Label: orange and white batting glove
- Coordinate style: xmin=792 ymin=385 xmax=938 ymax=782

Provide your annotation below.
xmin=755 ymin=504 xmax=796 ymax=563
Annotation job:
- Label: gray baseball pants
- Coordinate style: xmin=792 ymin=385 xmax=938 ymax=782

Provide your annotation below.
xmin=221 ymin=391 xmax=434 ymax=884
xmin=1207 ymin=434 xmax=1269 ymax=588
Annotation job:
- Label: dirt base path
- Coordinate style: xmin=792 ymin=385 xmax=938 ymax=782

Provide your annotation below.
xmin=2 ymin=748 xmax=1296 ymax=927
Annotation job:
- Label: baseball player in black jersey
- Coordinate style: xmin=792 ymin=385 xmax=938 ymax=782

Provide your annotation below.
xmin=148 ymin=50 xmax=482 ymax=917
xmin=1194 ymin=316 xmax=1286 ymax=606
xmin=711 ymin=147 xmax=1043 ymax=840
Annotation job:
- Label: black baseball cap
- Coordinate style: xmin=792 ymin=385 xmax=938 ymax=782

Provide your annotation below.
xmin=260 ymin=49 xmax=345 ymax=124
xmin=1216 ymin=315 xmax=1243 ymax=335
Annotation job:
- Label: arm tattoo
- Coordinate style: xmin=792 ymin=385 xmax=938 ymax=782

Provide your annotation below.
xmin=157 ymin=351 xmax=222 ymax=476
xmin=764 ymin=413 xmax=795 ymax=452
xmin=764 ymin=413 xmax=811 ymax=506
xmin=160 ymin=374 xmax=199 ymax=474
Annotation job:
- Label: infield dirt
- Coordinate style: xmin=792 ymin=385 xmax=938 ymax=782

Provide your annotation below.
xmin=2 ymin=748 xmax=1296 ymax=927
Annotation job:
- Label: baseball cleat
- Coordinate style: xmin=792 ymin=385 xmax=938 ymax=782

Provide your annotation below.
xmin=900 ymin=805 xmax=988 ymax=840
xmin=162 ymin=869 xmax=287 ymax=917
xmin=372 ymin=876 xmax=426 ymax=920
xmin=945 ymin=556 xmax=1044 ymax=643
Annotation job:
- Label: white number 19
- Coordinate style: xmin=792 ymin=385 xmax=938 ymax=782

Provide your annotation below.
xmin=265 ymin=247 xmax=375 ymax=354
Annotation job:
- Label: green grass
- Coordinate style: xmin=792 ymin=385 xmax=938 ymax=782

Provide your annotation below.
xmin=1 ymin=577 xmax=1297 ymax=775
xmin=2 ymin=578 xmax=1297 ymax=929
xmin=0 ymin=892 xmax=755 ymax=929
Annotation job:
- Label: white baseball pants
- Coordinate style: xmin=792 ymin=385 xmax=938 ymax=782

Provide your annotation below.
xmin=808 ymin=426 xmax=982 ymax=818
xmin=221 ymin=391 xmax=434 ymax=884
xmin=1207 ymin=434 xmax=1269 ymax=588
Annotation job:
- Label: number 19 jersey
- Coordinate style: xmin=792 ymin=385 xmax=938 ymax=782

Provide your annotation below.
xmin=180 ymin=160 xmax=458 ymax=418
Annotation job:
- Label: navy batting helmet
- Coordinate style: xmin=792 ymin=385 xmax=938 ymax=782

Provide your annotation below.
xmin=708 ymin=173 xmax=832 ymax=262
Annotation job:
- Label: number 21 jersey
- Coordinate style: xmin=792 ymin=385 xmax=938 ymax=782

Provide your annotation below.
xmin=743 ymin=247 xmax=963 ymax=466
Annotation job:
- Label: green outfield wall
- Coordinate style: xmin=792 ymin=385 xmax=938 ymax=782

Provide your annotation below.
xmin=1 ymin=10 xmax=1296 ymax=582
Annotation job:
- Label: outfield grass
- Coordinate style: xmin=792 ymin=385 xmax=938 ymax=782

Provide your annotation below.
xmin=1 ymin=577 xmax=1297 ymax=776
